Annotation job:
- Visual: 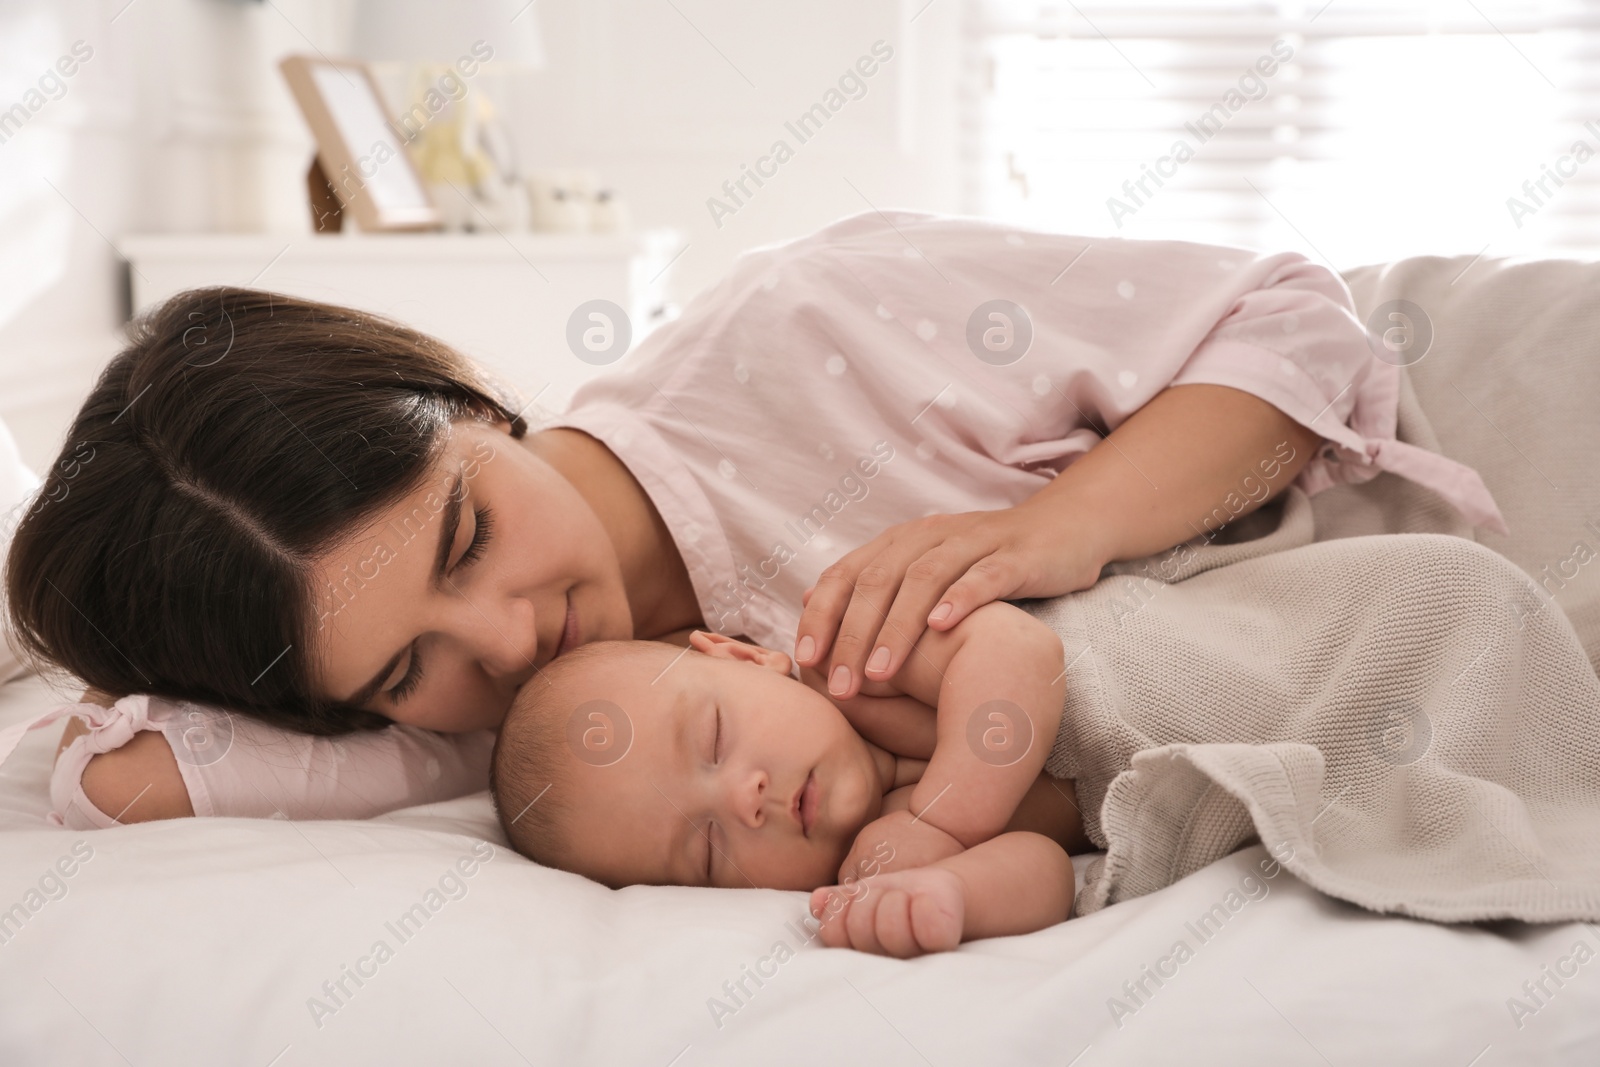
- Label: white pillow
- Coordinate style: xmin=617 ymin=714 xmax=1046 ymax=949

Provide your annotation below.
xmin=0 ymin=417 xmax=41 ymax=683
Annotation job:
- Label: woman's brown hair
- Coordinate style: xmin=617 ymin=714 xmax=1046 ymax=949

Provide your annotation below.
xmin=4 ymin=286 xmax=526 ymax=734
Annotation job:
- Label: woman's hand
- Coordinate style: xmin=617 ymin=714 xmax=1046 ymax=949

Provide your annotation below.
xmin=809 ymin=866 xmax=966 ymax=958
xmin=794 ymin=502 xmax=1108 ymax=699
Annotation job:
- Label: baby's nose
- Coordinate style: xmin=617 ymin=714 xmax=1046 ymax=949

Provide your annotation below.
xmin=725 ymin=768 xmax=770 ymax=829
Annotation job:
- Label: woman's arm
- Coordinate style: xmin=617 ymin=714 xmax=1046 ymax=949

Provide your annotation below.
xmin=59 ymin=689 xmax=193 ymax=822
xmin=78 ymin=729 xmax=194 ymax=821
xmin=1016 ymin=382 xmax=1322 ymax=568
xmin=54 ymin=689 xmax=493 ymax=825
xmin=796 ymin=383 xmax=1322 ymax=698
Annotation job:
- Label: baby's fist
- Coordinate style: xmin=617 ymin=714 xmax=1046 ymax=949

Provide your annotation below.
xmin=840 ymin=809 xmax=963 ymax=883
xmin=808 ymin=867 xmax=965 ymax=958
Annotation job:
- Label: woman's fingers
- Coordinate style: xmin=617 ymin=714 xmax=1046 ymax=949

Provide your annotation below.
xmin=821 ymin=558 xmax=912 ymax=698
xmin=798 ymin=509 xmax=1072 ymax=695
xmin=793 ymin=540 xmax=881 ymax=668
xmin=923 ymin=551 xmax=1025 ymax=632
xmin=863 ymin=544 xmax=984 ymax=680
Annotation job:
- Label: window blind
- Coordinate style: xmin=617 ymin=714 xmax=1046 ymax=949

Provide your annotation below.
xmin=961 ymin=0 xmax=1600 ymax=266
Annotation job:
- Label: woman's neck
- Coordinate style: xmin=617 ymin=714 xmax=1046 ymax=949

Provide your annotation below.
xmin=525 ymin=427 xmax=704 ymax=639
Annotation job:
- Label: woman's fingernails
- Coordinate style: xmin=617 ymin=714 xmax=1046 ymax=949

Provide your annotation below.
xmin=930 ymin=602 xmax=953 ymax=624
xmin=867 ymin=646 xmax=890 ymax=674
xmin=829 ymin=665 xmax=851 ymax=696
xmin=795 ymin=635 xmax=815 ymax=663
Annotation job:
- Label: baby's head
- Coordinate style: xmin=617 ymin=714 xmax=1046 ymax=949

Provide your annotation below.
xmin=491 ymin=632 xmax=889 ymax=891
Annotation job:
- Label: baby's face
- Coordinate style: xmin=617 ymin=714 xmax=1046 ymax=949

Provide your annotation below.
xmin=545 ymin=635 xmax=889 ymax=891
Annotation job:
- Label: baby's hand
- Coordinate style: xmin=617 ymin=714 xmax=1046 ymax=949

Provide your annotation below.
xmin=808 ymin=867 xmax=965 ymax=957
xmin=840 ymin=809 xmax=964 ymax=882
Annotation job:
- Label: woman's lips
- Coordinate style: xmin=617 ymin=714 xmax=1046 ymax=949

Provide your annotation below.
xmin=555 ymin=592 xmax=581 ymax=657
xmin=798 ymin=770 xmax=819 ymax=837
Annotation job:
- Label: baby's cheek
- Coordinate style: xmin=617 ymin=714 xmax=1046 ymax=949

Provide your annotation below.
xmin=794 ymin=840 xmax=844 ymax=892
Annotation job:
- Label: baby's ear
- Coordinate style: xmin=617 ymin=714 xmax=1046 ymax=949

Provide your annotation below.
xmin=688 ymin=631 xmax=794 ymax=675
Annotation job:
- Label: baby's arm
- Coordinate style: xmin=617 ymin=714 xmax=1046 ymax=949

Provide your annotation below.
xmin=810 ymin=831 xmax=1073 ymax=957
xmin=869 ymin=601 xmax=1066 ymax=848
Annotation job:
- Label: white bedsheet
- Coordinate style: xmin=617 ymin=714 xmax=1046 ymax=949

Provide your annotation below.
xmin=2 ymin=671 xmax=1597 ymax=1066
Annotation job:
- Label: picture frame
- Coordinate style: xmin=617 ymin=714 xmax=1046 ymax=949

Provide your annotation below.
xmin=278 ymin=55 xmax=441 ymax=233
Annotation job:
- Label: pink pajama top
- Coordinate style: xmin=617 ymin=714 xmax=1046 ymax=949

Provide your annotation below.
xmin=0 ymin=211 xmax=1507 ymax=827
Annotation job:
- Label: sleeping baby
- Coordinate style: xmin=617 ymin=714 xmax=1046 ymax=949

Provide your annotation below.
xmin=490 ymin=601 xmax=1087 ymax=958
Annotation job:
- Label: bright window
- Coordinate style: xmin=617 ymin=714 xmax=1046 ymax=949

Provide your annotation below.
xmin=962 ymin=1 xmax=1600 ymax=266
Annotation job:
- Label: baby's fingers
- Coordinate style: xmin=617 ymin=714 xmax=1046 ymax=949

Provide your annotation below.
xmin=910 ymin=889 xmax=963 ymax=953
xmin=843 ymin=887 xmax=887 ymax=955
xmin=810 ymin=886 xmax=856 ymax=949
xmin=872 ymin=888 xmax=922 ymax=959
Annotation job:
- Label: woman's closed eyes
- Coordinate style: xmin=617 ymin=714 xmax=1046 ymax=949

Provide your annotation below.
xmin=386 ymin=504 xmax=497 ymax=704
xmin=455 ymin=504 xmax=495 ymax=570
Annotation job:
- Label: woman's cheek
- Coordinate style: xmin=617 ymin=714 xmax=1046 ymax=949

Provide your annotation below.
xmin=418 ymin=660 xmax=504 ymax=732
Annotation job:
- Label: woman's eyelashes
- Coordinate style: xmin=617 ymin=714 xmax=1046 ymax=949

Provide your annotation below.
xmin=455 ymin=504 xmax=494 ymax=572
xmin=388 ymin=645 xmax=424 ymax=702
xmin=388 ymin=504 xmax=495 ymax=706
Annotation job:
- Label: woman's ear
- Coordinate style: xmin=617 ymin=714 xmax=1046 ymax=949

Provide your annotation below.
xmin=688 ymin=631 xmax=794 ymax=675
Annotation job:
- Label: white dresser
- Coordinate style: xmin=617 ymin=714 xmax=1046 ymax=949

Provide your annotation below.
xmin=116 ymin=231 xmax=685 ymax=418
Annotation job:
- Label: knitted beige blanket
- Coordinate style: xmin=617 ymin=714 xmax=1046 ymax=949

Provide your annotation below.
xmin=1025 ymin=485 xmax=1600 ymax=922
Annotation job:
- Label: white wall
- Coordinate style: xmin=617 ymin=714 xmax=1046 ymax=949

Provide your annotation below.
xmin=0 ymin=0 xmax=344 ymax=473
xmin=502 ymin=0 xmax=961 ymax=303
xmin=0 ymin=0 xmax=961 ymax=475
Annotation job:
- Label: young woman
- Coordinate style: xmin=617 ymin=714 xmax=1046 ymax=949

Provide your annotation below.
xmin=0 ymin=211 xmax=1506 ymax=827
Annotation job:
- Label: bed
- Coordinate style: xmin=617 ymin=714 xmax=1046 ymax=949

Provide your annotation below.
xmin=3 ymin=250 xmax=1599 ymax=1065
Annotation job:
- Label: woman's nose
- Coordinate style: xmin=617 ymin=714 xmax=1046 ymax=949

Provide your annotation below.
xmin=462 ymin=595 xmax=540 ymax=677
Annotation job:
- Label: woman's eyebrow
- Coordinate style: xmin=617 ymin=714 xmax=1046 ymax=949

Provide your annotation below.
xmin=340 ymin=473 xmax=465 ymax=706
